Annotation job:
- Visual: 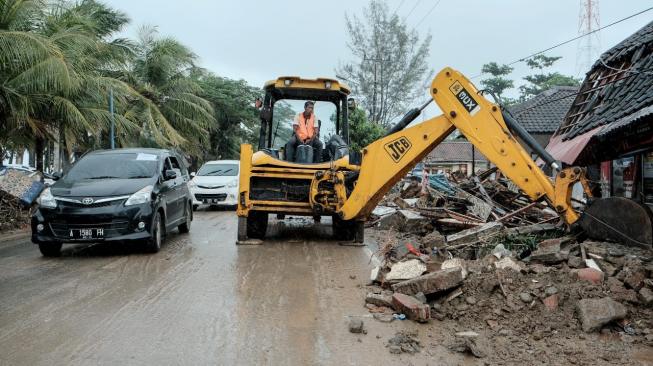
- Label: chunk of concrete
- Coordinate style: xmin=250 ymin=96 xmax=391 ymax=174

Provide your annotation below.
xmin=392 ymin=293 xmax=430 ymax=322
xmin=365 ymin=293 xmax=394 ymax=308
xmin=639 ymin=287 xmax=653 ymax=306
xmin=530 ymin=238 xmax=569 ymax=264
xmin=392 ymin=268 xmax=463 ymax=296
xmin=378 ymin=210 xmax=429 ymax=232
xmin=441 ymin=258 xmax=468 ymax=279
xmin=421 ymin=230 xmax=445 ymax=249
xmin=348 ymin=318 xmax=364 ymax=333
xmin=446 ymin=222 xmax=504 ymax=247
xmin=576 ymin=298 xmax=627 ymax=332
xmin=494 ymin=257 xmax=522 ymax=272
xmin=385 ymin=259 xmax=427 ymax=281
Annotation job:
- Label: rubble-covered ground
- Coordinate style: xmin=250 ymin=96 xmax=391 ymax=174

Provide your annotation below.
xmin=361 ymin=171 xmax=653 ymax=365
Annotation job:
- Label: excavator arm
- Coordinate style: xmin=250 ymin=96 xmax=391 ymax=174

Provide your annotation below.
xmin=338 ymin=67 xmax=591 ymax=224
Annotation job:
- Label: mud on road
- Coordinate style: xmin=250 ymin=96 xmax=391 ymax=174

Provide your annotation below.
xmin=0 ymin=210 xmax=470 ymax=365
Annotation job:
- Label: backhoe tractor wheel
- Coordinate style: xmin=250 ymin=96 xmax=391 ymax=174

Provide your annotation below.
xmin=246 ymin=211 xmax=268 ymax=240
xmin=237 ymin=216 xmax=248 ymax=242
xmin=332 ymin=216 xmax=364 ymax=243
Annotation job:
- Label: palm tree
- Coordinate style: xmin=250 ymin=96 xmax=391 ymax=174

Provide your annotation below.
xmin=125 ymin=25 xmax=215 ymax=154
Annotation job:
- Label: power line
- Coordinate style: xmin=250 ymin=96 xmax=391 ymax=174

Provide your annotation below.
xmin=393 ymin=0 xmax=406 ymax=14
xmin=470 ymin=6 xmax=653 ymax=79
xmin=414 ymin=0 xmax=442 ymax=28
xmin=404 ymin=0 xmax=421 ymax=19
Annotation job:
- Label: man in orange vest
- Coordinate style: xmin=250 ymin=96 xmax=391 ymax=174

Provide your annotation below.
xmin=285 ymin=101 xmax=323 ymax=163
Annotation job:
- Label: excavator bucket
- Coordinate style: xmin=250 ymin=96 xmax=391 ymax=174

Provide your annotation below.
xmin=578 ymin=197 xmax=653 ymax=248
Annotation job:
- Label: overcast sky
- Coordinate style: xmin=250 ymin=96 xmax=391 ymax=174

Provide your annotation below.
xmin=106 ymin=0 xmax=652 ymax=115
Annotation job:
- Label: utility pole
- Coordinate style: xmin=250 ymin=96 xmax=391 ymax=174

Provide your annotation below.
xmin=109 ymin=88 xmax=115 ymax=149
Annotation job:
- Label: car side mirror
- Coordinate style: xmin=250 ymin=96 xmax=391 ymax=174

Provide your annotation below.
xmin=52 ymin=172 xmax=62 ymax=181
xmin=190 ymin=172 xmax=196 ymax=177
xmin=164 ymin=170 xmax=177 ymax=180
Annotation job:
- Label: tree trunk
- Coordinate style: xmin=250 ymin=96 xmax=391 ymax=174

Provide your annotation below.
xmin=35 ymin=137 xmax=44 ymax=172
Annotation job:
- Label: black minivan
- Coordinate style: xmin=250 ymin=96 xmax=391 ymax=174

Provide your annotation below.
xmin=32 ymin=148 xmax=193 ymax=256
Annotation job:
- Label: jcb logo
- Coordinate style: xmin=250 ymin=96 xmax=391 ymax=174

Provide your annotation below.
xmin=384 ymin=136 xmax=412 ymax=163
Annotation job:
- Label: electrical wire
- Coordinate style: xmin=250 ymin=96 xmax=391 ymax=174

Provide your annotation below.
xmin=470 ymin=6 xmax=653 ymax=79
xmin=393 ymin=0 xmax=406 ymax=15
xmin=404 ymin=0 xmax=421 ymax=19
xmin=414 ymin=0 xmax=442 ymax=28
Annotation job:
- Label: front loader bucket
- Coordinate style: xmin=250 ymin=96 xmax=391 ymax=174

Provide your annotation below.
xmin=578 ymin=197 xmax=653 ymax=248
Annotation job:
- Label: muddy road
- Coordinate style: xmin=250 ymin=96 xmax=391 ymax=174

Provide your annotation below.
xmin=0 ymin=210 xmax=464 ymax=365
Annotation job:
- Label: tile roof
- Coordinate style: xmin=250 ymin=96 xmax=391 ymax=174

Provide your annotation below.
xmin=508 ymin=86 xmax=579 ymax=133
xmin=425 ymin=141 xmax=488 ymax=163
xmin=555 ymin=20 xmax=653 ymax=140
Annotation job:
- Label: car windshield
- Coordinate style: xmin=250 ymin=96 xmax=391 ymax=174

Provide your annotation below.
xmin=197 ymin=163 xmax=239 ymax=176
xmin=65 ymin=153 xmax=159 ymax=181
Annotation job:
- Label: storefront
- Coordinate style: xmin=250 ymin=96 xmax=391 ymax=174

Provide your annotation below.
xmin=598 ymin=150 xmax=653 ymax=208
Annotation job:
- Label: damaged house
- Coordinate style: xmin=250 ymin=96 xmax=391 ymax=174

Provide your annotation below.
xmin=546 ymin=20 xmax=653 ymax=207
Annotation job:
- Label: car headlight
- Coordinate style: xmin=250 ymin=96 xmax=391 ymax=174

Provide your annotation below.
xmin=227 ymin=179 xmax=238 ymax=188
xmin=125 ymin=185 xmax=153 ymax=206
xmin=37 ymin=188 xmax=57 ymax=209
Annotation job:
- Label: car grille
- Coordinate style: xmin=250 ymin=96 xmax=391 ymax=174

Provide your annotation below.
xmin=197 ymin=184 xmax=224 ymax=189
xmin=58 ymin=200 xmax=122 ymax=209
xmin=195 ymin=193 xmax=227 ymax=201
xmin=49 ymin=220 xmax=130 ymax=239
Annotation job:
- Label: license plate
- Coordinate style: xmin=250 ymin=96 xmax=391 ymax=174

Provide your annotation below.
xmin=70 ymin=228 xmax=104 ymax=239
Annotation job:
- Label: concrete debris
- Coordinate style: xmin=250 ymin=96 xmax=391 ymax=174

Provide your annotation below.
xmin=441 ymin=258 xmax=468 ymax=279
xmin=529 ymin=238 xmax=569 ymax=264
xmin=576 ymin=298 xmax=627 ymax=332
xmin=386 ymin=331 xmax=421 ymax=354
xmin=391 ymin=293 xmax=430 ymax=322
xmin=494 ymin=257 xmax=522 ymax=272
xmin=348 ymin=318 xmax=365 ymax=334
xmin=639 ymin=287 xmax=653 ymax=306
xmin=452 ymin=331 xmax=487 ymax=358
xmin=413 ymin=292 xmax=427 ymax=304
xmin=378 ymin=210 xmax=430 ymax=233
xmin=365 ymin=293 xmax=394 ymax=308
xmin=385 ymin=259 xmax=426 ymax=281
xmin=445 ymin=222 xmax=504 ymax=248
xmin=492 ymin=243 xmax=512 ymax=259
xmin=392 ymin=268 xmax=463 ymax=296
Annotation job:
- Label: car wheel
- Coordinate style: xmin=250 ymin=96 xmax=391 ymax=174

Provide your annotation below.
xmin=38 ymin=242 xmax=62 ymax=257
xmin=145 ymin=212 xmax=164 ymax=253
xmin=178 ymin=203 xmax=191 ymax=233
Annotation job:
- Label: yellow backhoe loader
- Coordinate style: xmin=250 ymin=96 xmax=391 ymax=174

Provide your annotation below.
xmin=236 ymin=67 xmax=653 ymax=247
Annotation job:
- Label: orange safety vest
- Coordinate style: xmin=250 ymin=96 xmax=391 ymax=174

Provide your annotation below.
xmin=294 ymin=112 xmax=316 ymax=141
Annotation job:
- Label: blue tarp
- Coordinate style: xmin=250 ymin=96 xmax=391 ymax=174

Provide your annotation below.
xmin=410 ymin=171 xmax=456 ymax=195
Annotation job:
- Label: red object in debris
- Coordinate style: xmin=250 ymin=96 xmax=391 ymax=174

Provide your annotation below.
xmin=573 ymin=268 xmax=604 ymax=284
xmin=543 ymin=294 xmax=559 ymax=311
xmin=406 ymin=243 xmax=421 ymax=256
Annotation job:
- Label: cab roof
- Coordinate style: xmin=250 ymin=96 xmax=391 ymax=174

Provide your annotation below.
xmin=264 ymin=76 xmax=350 ymax=102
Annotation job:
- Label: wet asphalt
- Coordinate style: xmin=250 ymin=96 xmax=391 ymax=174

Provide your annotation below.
xmin=0 ymin=209 xmax=457 ymax=366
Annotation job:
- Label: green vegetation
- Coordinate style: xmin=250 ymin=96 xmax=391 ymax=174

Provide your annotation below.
xmin=0 ymin=0 xmax=261 ymax=170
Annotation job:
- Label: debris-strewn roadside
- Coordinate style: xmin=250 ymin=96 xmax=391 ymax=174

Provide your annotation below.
xmin=363 ymin=171 xmax=653 ymax=364
xmin=0 ymin=168 xmax=43 ymax=231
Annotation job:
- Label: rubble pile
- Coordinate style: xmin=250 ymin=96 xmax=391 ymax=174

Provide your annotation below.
xmin=0 ymin=168 xmax=43 ymax=231
xmin=365 ymin=171 xmax=653 ymax=359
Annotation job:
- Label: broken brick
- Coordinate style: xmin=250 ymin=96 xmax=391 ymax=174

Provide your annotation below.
xmin=572 ymin=268 xmax=604 ymax=284
xmin=391 ymin=268 xmax=463 ymax=296
xmin=392 ymin=293 xmax=430 ymax=322
xmin=543 ymin=294 xmax=559 ymax=311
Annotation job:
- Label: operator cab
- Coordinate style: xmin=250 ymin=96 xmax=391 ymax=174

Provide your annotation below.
xmin=256 ymin=77 xmax=352 ymax=164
